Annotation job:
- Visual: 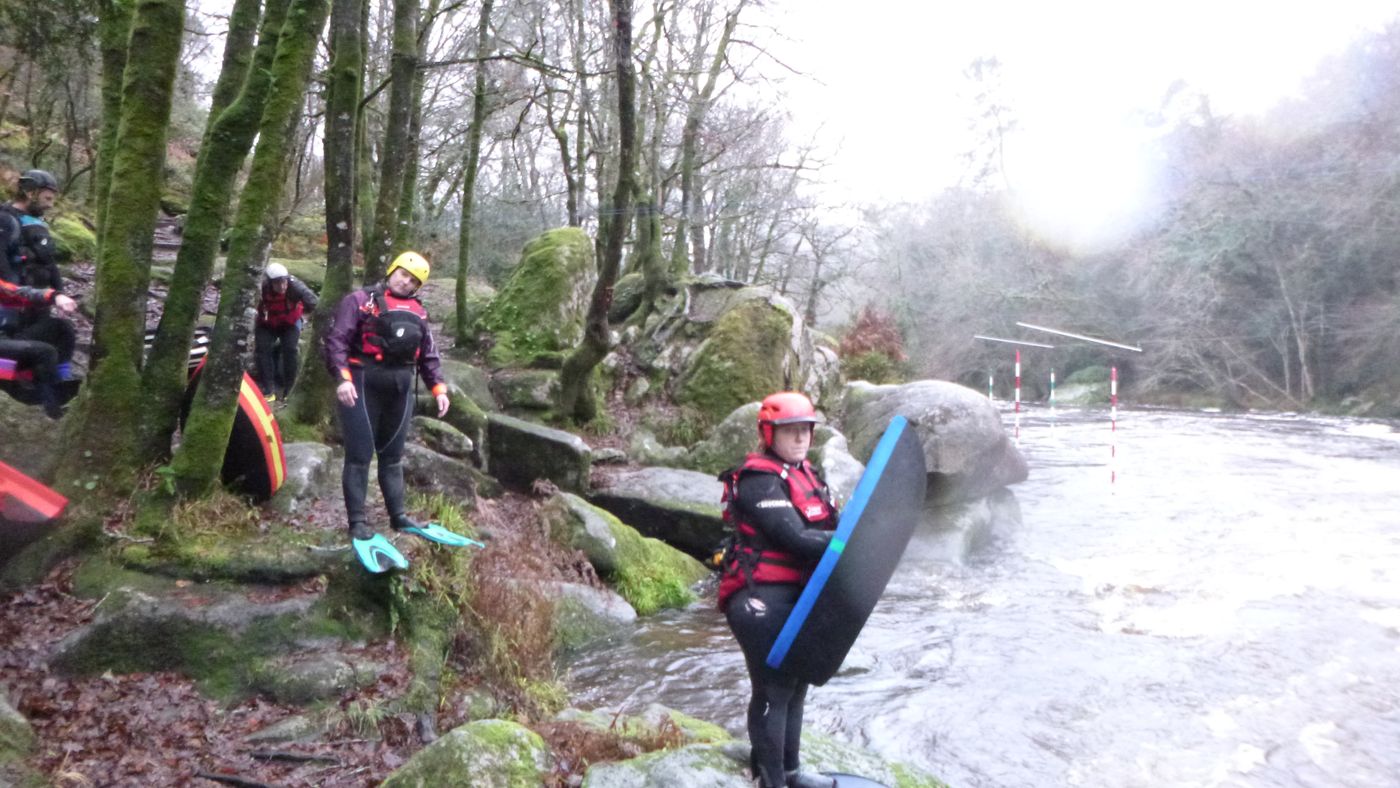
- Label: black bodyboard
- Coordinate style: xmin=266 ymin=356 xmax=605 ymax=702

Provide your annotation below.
xmin=764 ymin=415 xmax=927 ymax=685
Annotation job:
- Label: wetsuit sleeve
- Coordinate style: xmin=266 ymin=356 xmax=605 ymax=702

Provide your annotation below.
xmin=0 ymin=278 xmax=56 ymax=307
xmin=323 ymin=290 xmax=365 ymax=381
xmin=735 ymin=472 xmax=832 ymax=561
xmin=0 ymin=212 xmax=19 ymax=280
xmin=292 ymin=277 xmax=319 ymax=310
xmin=417 ymin=320 xmax=446 ymax=396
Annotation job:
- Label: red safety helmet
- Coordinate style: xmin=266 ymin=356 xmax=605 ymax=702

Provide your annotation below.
xmin=757 ymin=391 xmax=820 ymax=447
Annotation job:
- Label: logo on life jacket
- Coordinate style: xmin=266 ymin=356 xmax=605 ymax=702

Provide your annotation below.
xmin=715 ymin=453 xmax=837 ymax=611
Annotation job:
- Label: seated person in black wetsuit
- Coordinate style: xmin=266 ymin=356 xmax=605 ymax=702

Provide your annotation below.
xmin=717 ymin=391 xmax=839 ymax=788
xmin=0 ymin=169 xmax=78 ymax=377
xmin=0 ymin=278 xmax=78 ymax=419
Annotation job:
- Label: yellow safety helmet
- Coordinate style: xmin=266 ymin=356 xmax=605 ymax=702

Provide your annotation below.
xmin=387 ymin=251 xmax=430 ymax=284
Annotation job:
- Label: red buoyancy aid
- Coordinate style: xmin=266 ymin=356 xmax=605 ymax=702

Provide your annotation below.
xmin=355 ymin=288 xmax=427 ymax=365
xmin=258 ymin=284 xmax=305 ymax=328
xmin=717 ymin=453 xmax=837 ymax=611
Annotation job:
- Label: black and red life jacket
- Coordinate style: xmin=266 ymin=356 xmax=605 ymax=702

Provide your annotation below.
xmin=716 ymin=452 xmax=837 ymax=611
xmin=354 ymin=287 xmax=427 ymax=366
xmin=258 ymin=283 xmax=305 ymax=328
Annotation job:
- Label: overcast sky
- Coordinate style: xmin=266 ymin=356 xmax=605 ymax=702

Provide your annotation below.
xmin=756 ymin=0 xmax=1399 ymax=249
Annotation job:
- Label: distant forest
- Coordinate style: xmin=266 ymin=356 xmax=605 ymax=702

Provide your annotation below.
xmin=868 ymin=25 xmax=1400 ymax=414
xmin=2 ymin=1 xmax=1397 ymax=415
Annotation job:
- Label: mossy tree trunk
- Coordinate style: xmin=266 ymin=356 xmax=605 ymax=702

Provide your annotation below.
xmin=362 ymin=0 xmax=418 ymax=282
xmin=392 ymin=0 xmax=440 ymax=253
xmin=557 ymin=0 xmax=635 ymax=423
xmin=292 ymin=0 xmax=364 ymax=427
xmin=169 ymin=0 xmax=330 ymax=495
xmin=138 ymin=0 xmax=290 ymax=462
xmin=54 ymin=0 xmax=185 ymax=493
xmin=453 ymin=0 xmax=494 ymax=343
xmin=92 ymin=0 xmax=133 ymax=233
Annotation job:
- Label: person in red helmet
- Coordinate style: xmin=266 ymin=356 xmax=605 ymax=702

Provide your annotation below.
xmin=717 ymin=391 xmax=838 ymax=788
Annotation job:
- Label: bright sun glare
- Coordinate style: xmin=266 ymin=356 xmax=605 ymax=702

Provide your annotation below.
xmin=1003 ymin=120 xmax=1160 ymax=253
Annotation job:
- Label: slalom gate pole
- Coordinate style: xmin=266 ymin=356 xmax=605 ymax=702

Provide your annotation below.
xmin=1110 ymin=366 xmax=1118 ymax=485
xmin=988 ymin=373 xmax=994 ymax=401
xmin=1014 ymin=349 xmax=1022 ymax=446
xmin=1050 ymin=367 xmax=1056 ymax=426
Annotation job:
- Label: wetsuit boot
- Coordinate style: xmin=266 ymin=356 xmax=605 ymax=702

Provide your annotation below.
xmin=786 ymin=769 xmax=835 ymax=788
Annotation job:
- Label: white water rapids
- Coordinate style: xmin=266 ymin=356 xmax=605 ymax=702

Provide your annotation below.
xmin=568 ymin=408 xmax=1400 ymax=787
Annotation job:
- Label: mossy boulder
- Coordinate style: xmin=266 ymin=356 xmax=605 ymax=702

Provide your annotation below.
xmin=541 ymin=493 xmax=709 ymax=614
xmin=608 ymin=270 xmax=646 ymax=322
xmin=673 ymin=402 xmax=760 ymax=475
xmin=0 ymin=691 xmax=34 ymax=765
xmin=115 ymin=524 xmax=343 ymax=584
xmin=587 ymin=467 xmax=725 ymax=559
xmin=48 ymin=587 xmax=349 ymax=700
xmin=489 ymin=368 xmax=558 ymax=411
xmin=50 ymin=215 xmax=98 ymax=263
xmin=273 ymin=257 xmax=326 ymax=289
xmin=536 ymin=580 xmax=637 ymax=654
xmin=411 ymin=417 xmax=473 ymax=460
xmin=477 ymin=227 xmax=595 ymax=366
xmin=249 ymin=651 xmax=383 ymax=705
xmin=556 ymin=704 xmax=730 ymax=746
xmin=580 ymin=743 xmax=750 ymax=787
xmin=438 ymin=359 xmax=496 ymax=412
xmin=380 ymin=718 xmax=552 ymax=788
xmin=676 ymin=300 xmax=794 ymax=426
xmin=799 ymin=730 xmax=949 ymax=788
xmin=402 ymin=443 xmax=478 ymax=502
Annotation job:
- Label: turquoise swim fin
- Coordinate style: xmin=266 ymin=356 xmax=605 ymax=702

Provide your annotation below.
xmin=399 ymin=523 xmax=484 ymax=548
xmin=352 ymin=533 xmax=410 ymax=572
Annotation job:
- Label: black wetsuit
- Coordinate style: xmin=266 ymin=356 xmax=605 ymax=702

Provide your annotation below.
xmin=724 ymin=464 xmax=836 ymax=788
xmin=323 ymin=285 xmax=446 ymax=533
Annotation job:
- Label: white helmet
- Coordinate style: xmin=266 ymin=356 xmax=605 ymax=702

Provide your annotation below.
xmin=265 ymin=262 xmax=289 ymax=280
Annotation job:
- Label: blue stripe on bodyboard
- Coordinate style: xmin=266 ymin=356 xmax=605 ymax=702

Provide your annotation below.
xmin=766 ymin=415 xmax=909 ymax=670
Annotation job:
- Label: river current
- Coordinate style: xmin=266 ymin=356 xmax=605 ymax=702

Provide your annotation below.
xmin=567 ymin=408 xmax=1400 ymax=788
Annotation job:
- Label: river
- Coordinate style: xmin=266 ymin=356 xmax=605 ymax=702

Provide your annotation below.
xmin=566 ymin=407 xmax=1400 ymax=788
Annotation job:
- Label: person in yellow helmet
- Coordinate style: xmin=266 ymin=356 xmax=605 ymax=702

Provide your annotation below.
xmin=323 ymin=251 xmax=473 ymax=572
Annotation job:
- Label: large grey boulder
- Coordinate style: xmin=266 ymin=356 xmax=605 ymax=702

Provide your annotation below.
xmin=841 ymin=380 xmax=1027 ymax=504
xmin=587 ymin=467 xmax=725 ymax=559
xmin=486 ymin=413 xmax=591 ymax=493
xmin=49 ymin=588 xmax=320 ymax=684
xmin=380 ymin=718 xmax=552 ymax=788
xmin=250 ymin=651 xmax=383 ymax=705
xmin=812 ymin=428 xmax=865 ymax=508
xmin=536 ymin=580 xmax=637 ymax=654
xmin=402 ymin=443 xmax=477 ymax=502
xmin=581 ymin=743 xmax=751 ymax=788
xmin=411 ymin=416 xmax=473 ymax=460
xmin=540 ymin=493 xmax=709 ymax=614
xmin=579 ymin=733 xmax=948 ymax=788
xmin=676 ymin=402 xmax=760 ymax=475
xmin=267 ymin=441 xmax=335 ymax=515
xmin=490 ymin=368 xmax=558 ymax=411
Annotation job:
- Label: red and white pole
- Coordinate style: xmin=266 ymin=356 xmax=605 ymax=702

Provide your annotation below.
xmin=1014 ymin=349 xmax=1022 ymax=445
xmin=1110 ymin=366 xmax=1118 ymax=485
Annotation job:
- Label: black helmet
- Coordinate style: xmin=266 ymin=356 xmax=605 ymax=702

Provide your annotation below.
xmin=18 ymin=169 xmax=58 ymax=193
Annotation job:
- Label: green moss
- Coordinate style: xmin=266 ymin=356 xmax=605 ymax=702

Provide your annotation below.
xmin=606 ymin=519 xmax=707 ymax=615
xmin=677 ymin=301 xmax=794 ymax=426
xmin=70 ymin=555 xmax=177 ymax=598
xmin=477 ymin=227 xmax=594 ymax=364
xmin=1065 ymin=365 xmax=1111 ymax=385
xmin=50 ymin=216 xmax=99 ymax=263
